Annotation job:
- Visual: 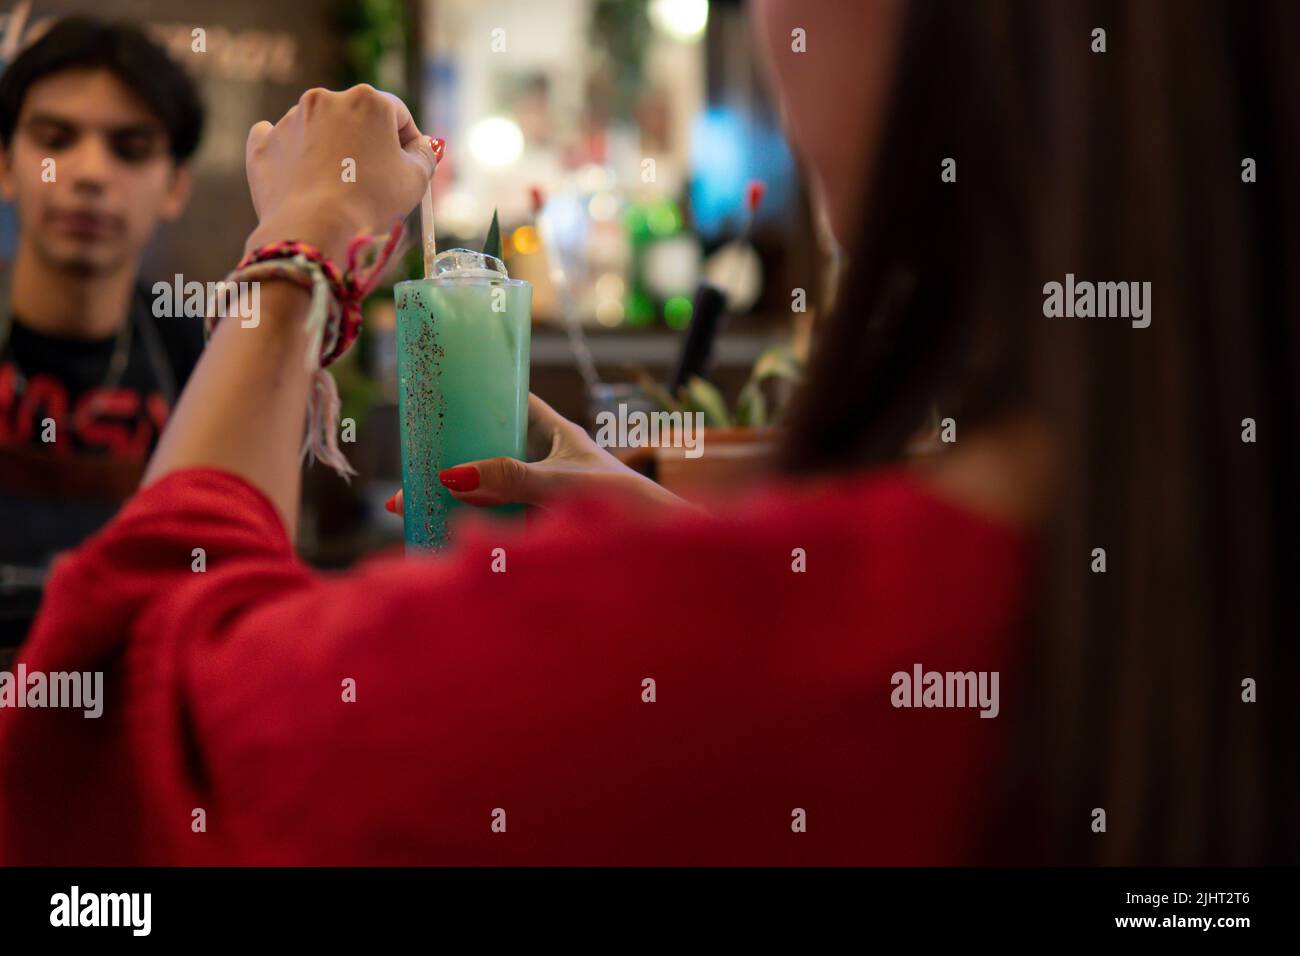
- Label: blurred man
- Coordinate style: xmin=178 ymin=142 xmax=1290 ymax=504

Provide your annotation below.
xmin=0 ymin=18 xmax=205 ymax=646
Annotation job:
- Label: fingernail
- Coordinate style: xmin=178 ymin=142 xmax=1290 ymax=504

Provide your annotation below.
xmin=385 ymin=493 xmax=398 ymax=513
xmin=439 ymin=465 xmax=479 ymax=492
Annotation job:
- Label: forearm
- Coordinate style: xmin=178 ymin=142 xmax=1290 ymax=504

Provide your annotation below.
xmin=139 ymin=85 xmax=434 ymax=537
xmin=143 ymin=280 xmax=316 ymax=536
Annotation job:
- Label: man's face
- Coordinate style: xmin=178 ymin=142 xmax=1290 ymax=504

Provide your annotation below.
xmin=0 ymin=68 xmax=192 ymax=276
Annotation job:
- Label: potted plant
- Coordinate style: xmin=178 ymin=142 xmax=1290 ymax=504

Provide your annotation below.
xmin=621 ymin=345 xmax=803 ymax=501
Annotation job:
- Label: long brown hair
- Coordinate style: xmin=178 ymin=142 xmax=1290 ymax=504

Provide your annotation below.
xmin=782 ymin=0 xmax=1298 ymax=863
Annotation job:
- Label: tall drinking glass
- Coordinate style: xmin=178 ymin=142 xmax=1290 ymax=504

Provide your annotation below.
xmin=394 ymin=250 xmax=531 ymax=549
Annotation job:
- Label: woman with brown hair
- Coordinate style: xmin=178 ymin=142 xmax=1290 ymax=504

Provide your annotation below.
xmin=0 ymin=0 xmax=1293 ymax=865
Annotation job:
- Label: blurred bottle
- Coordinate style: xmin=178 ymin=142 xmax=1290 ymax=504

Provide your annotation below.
xmin=623 ymin=196 xmax=699 ymax=330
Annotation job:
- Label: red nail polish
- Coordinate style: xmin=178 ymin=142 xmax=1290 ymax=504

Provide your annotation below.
xmin=385 ymin=493 xmax=398 ymax=513
xmin=439 ymin=465 xmax=479 ymax=492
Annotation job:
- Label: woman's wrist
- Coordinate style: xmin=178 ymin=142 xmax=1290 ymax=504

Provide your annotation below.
xmin=244 ymin=202 xmax=370 ymax=265
xmin=248 ymin=280 xmax=315 ymax=341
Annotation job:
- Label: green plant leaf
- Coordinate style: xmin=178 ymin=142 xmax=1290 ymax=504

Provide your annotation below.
xmin=686 ymin=376 xmax=732 ymax=427
xmin=735 ymin=380 xmax=767 ymax=428
xmin=734 ymin=346 xmax=803 ymax=425
xmin=632 ymin=367 xmax=684 ymax=413
xmin=482 ymin=209 xmax=502 ymax=260
xmin=749 ymin=345 xmax=803 ymax=384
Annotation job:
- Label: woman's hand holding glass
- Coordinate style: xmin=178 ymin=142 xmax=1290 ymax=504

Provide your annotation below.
xmin=389 ymin=393 xmax=688 ymax=515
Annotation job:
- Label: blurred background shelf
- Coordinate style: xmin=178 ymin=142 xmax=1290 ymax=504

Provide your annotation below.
xmin=530 ymin=326 xmax=777 ymax=367
xmin=0 ymin=0 xmax=826 ymax=569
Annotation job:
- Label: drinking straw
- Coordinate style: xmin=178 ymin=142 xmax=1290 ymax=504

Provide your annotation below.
xmin=532 ymin=186 xmax=601 ymax=389
xmin=422 ymin=137 xmax=447 ymax=278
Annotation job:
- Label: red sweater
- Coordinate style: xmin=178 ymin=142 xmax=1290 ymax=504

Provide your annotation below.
xmin=0 ymin=467 xmax=1028 ymax=865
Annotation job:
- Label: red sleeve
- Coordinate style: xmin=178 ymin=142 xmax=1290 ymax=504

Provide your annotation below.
xmin=0 ymin=469 xmax=313 ymax=864
xmin=1 ymin=466 xmax=1027 ymax=865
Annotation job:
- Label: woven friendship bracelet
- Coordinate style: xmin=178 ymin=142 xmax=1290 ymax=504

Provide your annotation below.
xmin=212 ymin=220 xmax=402 ymax=364
xmin=204 ymin=220 xmax=406 ymax=479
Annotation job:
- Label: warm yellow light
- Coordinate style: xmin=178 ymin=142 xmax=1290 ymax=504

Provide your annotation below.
xmin=511 ymin=225 xmax=540 ymax=256
xmin=595 ymin=272 xmax=625 ymax=300
xmin=467 ymin=116 xmax=524 ymax=167
xmin=595 ymin=299 xmax=625 ymax=327
xmin=649 ymin=0 xmax=708 ymax=42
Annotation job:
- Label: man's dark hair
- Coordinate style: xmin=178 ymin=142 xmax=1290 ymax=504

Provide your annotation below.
xmin=0 ymin=16 xmax=204 ymax=162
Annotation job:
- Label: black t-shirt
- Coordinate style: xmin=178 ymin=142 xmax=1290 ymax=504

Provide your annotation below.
xmin=0 ymin=286 xmax=204 ymax=456
xmin=0 ymin=284 xmax=204 ymax=644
